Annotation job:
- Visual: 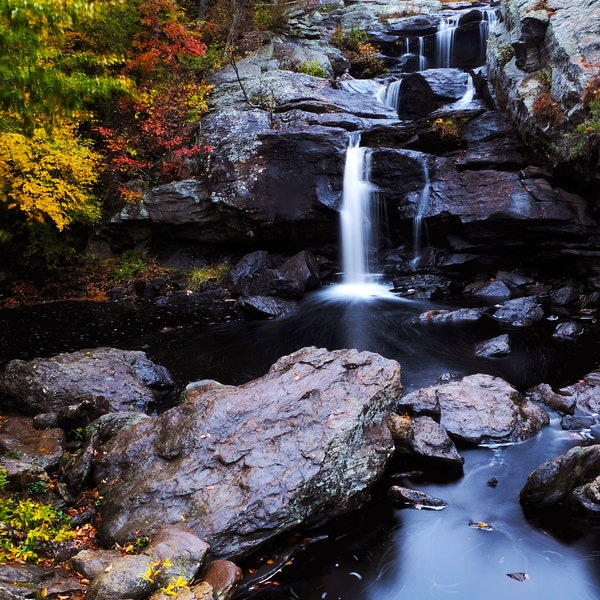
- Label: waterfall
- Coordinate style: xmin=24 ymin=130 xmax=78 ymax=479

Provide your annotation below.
xmin=410 ymin=154 xmax=431 ymax=270
xmin=377 ymin=80 xmax=402 ymax=111
xmin=452 ymin=72 xmax=475 ymax=107
xmin=341 ymin=133 xmax=378 ymax=285
xmin=418 ymin=36 xmax=426 ymax=71
xmin=436 ymin=15 xmax=460 ymax=68
xmin=479 ymin=8 xmax=497 ymax=54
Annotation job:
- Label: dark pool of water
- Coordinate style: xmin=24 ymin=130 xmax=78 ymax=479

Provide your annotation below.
xmin=2 ymin=284 xmax=600 ymax=599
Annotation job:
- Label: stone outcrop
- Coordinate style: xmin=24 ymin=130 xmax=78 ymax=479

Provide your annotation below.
xmin=487 ymin=0 xmax=600 ymax=185
xmin=94 ymin=347 xmax=402 ymax=558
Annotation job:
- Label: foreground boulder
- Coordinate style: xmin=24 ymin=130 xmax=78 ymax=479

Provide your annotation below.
xmin=0 ymin=348 xmax=175 ymax=418
xmin=95 ymin=347 xmax=402 ymax=558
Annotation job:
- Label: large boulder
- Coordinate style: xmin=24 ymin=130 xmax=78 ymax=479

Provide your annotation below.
xmin=0 ymin=348 xmax=175 ymax=418
xmin=487 ymin=0 xmax=600 ymax=184
xmin=94 ymin=347 xmax=402 ymax=558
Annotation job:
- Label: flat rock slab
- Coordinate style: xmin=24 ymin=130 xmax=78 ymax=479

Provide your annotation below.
xmin=95 ymin=347 xmax=402 ymax=559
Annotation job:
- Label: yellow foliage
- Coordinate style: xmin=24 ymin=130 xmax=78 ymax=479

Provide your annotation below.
xmin=0 ymin=117 xmax=101 ymax=231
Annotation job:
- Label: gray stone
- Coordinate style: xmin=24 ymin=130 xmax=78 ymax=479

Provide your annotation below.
xmin=492 ymin=296 xmax=545 ymax=327
xmin=474 ymin=334 xmax=512 ymax=358
xmin=387 ymin=485 xmax=447 ymax=510
xmin=526 ymin=383 xmax=575 ymax=415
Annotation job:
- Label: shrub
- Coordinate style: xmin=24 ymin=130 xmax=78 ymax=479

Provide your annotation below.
xmin=298 ymin=60 xmax=328 ymax=78
xmin=432 ymin=117 xmax=460 ymax=139
xmin=188 ymin=262 xmax=230 ymax=289
xmin=110 ymin=250 xmax=148 ymax=282
xmin=0 ymin=496 xmax=74 ymax=562
xmin=532 ymin=92 xmax=563 ymax=129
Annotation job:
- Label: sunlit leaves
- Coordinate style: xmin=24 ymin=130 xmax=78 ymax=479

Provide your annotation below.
xmin=0 ymin=119 xmax=101 ymax=231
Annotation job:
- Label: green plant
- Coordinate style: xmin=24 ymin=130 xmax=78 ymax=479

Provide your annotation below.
xmin=0 ymin=469 xmax=8 ymax=492
xmin=188 ymin=262 xmax=230 ymax=290
xmin=110 ymin=250 xmax=148 ymax=281
xmin=253 ymin=0 xmax=290 ymax=31
xmin=26 ymin=481 xmax=48 ymax=495
xmin=160 ymin=575 xmax=190 ymax=596
xmin=330 ymin=26 xmax=385 ymax=78
xmin=538 ymin=67 xmax=552 ymax=87
xmin=567 ymin=75 xmax=600 ymax=160
xmin=0 ymin=497 xmax=74 ymax=562
xmin=298 ymin=60 xmax=328 ymax=78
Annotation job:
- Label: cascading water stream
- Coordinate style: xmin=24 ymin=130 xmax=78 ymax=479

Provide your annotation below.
xmin=479 ymin=7 xmax=498 ymax=54
xmin=376 ymin=79 xmax=402 ymax=111
xmin=452 ymin=71 xmax=475 ymax=107
xmin=340 ymin=133 xmax=377 ymax=286
xmin=410 ymin=154 xmax=431 ymax=270
xmin=418 ymin=36 xmax=426 ymax=71
xmin=435 ymin=15 xmax=460 ymax=68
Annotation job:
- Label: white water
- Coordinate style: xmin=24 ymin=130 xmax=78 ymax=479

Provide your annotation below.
xmin=452 ymin=71 xmax=476 ymax=107
xmin=436 ymin=15 xmax=460 ymax=68
xmin=418 ymin=36 xmax=426 ymax=71
xmin=341 ymin=133 xmax=378 ymax=285
xmin=410 ymin=153 xmax=431 ymax=270
xmin=479 ymin=8 xmax=498 ymax=55
xmin=376 ymin=80 xmax=402 ymax=111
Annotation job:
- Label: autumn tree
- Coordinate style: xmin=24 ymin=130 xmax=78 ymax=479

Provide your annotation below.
xmin=0 ymin=0 xmax=131 ymax=260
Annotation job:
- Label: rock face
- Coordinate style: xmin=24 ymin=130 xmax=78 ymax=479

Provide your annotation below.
xmin=94 ymin=347 xmax=402 ymax=558
xmin=0 ymin=348 xmax=175 ymax=418
xmin=487 ymin=0 xmax=600 ymax=184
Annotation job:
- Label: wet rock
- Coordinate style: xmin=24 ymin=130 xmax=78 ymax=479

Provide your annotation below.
xmin=520 ymin=445 xmax=600 ymax=509
xmin=387 ymin=485 xmax=447 ymax=510
xmin=417 ymin=307 xmax=487 ymax=324
xmin=201 ymin=560 xmax=243 ymax=600
xmin=390 ymin=414 xmax=464 ymax=466
xmin=568 ymin=476 xmax=600 ymax=514
xmin=470 ymin=280 xmax=512 ymax=298
xmin=95 ymin=347 xmax=402 ymax=558
xmin=415 ymin=374 xmax=549 ymax=445
xmin=395 ymin=388 xmax=440 ymax=420
xmin=558 ymin=370 xmax=600 ymax=418
xmin=492 ymin=296 xmax=545 ymax=327
xmin=0 ymin=563 xmax=85 ymax=599
xmin=85 ymin=553 xmax=154 ymax=600
xmin=237 ymin=295 xmax=297 ymax=319
xmin=0 ymin=417 xmax=64 ymax=471
xmin=550 ymin=283 xmax=583 ymax=307
xmin=526 ymin=383 xmax=575 ymax=415
xmin=86 ymin=526 xmax=209 ymax=600
xmin=92 ymin=411 xmax=152 ymax=445
xmin=0 ymin=456 xmax=50 ymax=491
xmin=487 ymin=0 xmax=600 ymax=185
xmin=474 ymin=334 xmax=512 ymax=358
xmin=0 ymin=347 xmax=175 ymax=417
xmin=553 ymin=321 xmax=585 ymax=339
xmin=227 ymin=250 xmax=320 ymax=300
xmin=70 ymin=548 xmax=130 ymax=581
